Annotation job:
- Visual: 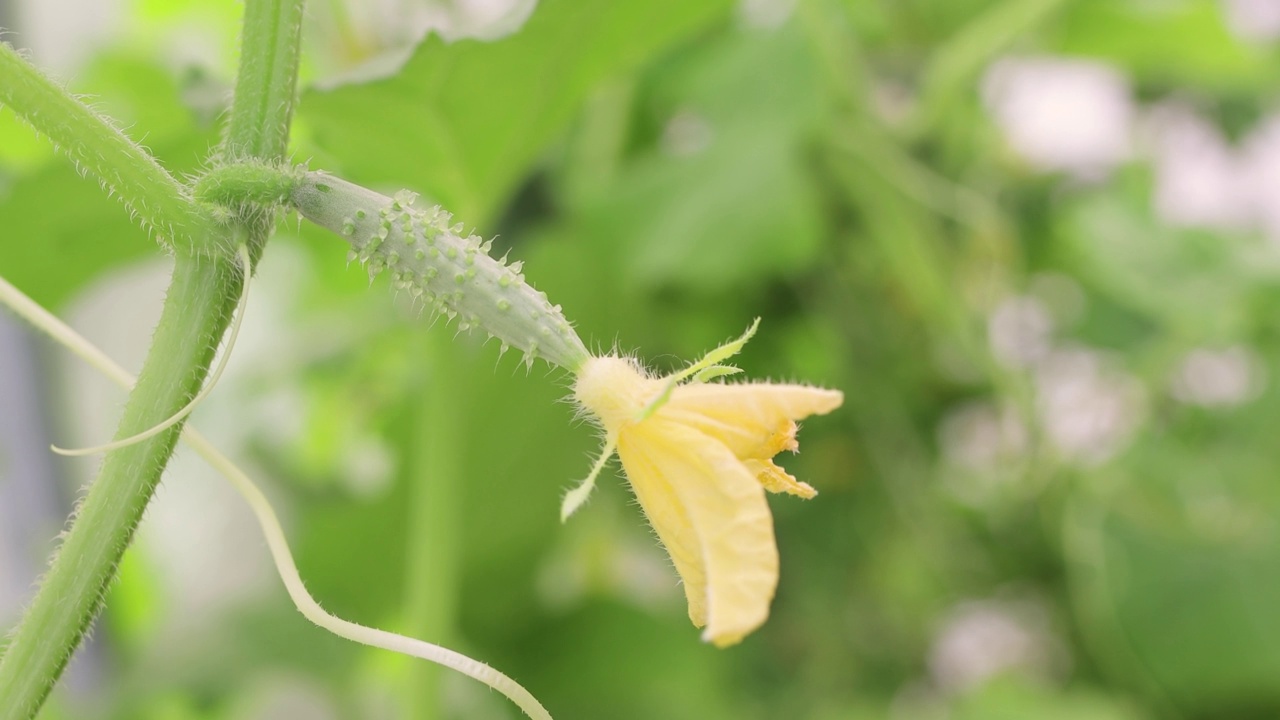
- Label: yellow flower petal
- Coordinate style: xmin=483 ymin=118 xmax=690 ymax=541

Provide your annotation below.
xmin=744 ymin=458 xmax=817 ymax=499
xmin=660 ymin=383 xmax=843 ymax=460
xmin=571 ymin=340 xmax=842 ymax=647
xmin=617 ymin=419 xmax=778 ymax=647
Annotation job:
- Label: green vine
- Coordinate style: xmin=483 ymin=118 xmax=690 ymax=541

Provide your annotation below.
xmin=0 ymin=252 xmax=245 ymax=719
xmin=0 ymin=41 xmax=219 ymax=253
xmin=193 ymin=162 xmax=301 ymax=216
xmin=0 ymin=0 xmax=594 ymax=714
xmin=221 ymin=0 xmax=305 ymax=163
xmin=0 ymin=0 xmax=565 ymax=716
xmin=0 ymin=1 xmax=305 ymax=717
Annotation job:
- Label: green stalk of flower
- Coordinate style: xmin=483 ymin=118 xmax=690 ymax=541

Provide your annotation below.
xmin=292 ymin=172 xmax=590 ymax=372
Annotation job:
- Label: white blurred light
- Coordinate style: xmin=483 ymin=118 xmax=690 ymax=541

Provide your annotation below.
xmin=1223 ymin=0 xmax=1280 ymax=41
xmin=974 ymin=64 xmax=1280 ymax=250
xmin=0 ymin=532 xmax=17 ymax=629
xmin=983 ymin=57 xmax=1133 ymax=177
xmin=738 ymin=0 xmax=797 ymax=29
xmin=929 ymin=599 xmax=1063 ymax=694
xmin=938 ymin=401 xmax=1029 ymax=507
xmin=431 ymin=0 xmax=539 ymax=41
xmin=350 ymin=0 xmax=538 ymax=43
xmin=16 ymin=0 xmax=123 ymax=73
xmin=988 ymin=295 xmax=1054 ymax=369
xmin=312 ymin=0 xmax=539 ymax=82
xmin=341 ymin=435 xmax=396 ymax=497
xmin=1035 ymin=348 xmax=1144 ymax=465
xmin=939 ymin=402 xmax=1028 ymax=473
xmin=662 ymin=110 xmax=715 ymax=158
xmin=1149 ymin=104 xmax=1251 ymax=230
xmin=238 ymin=675 xmax=339 ymax=720
xmin=1171 ymin=346 xmax=1263 ymax=407
xmin=1241 ymin=113 xmax=1280 ymax=244
xmin=1147 ymin=106 xmax=1280 ymax=246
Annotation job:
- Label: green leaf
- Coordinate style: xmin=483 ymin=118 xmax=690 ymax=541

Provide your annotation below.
xmin=1067 ymin=409 xmax=1280 ymax=714
xmin=955 ymin=676 xmax=1150 ymax=720
xmin=1061 ymin=189 xmax=1270 ymax=341
xmin=1052 ymin=0 xmax=1280 ymax=90
xmin=298 ymin=0 xmax=735 ymax=223
xmin=581 ymin=23 xmax=827 ymax=291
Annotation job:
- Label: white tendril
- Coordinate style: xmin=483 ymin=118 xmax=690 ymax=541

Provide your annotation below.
xmin=50 ymin=244 xmax=253 ymax=457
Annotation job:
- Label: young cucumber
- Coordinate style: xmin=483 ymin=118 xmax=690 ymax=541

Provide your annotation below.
xmin=293 ymin=172 xmax=589 ymax=372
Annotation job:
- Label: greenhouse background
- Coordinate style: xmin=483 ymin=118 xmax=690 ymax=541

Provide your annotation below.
xmin=3 ymin=0 xmax=1280 ymax=718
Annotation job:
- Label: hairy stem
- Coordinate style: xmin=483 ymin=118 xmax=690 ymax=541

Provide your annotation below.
xmin=50 ymin=246 xmax=252 ymax=458
xmin=0 ymin=41 xmax=218 ymax=251
xmin=194 ymin=162 xmax=301 ymax=209
xmin=218 ymin=0 xmax=306 ymax=276
xmin=0 ymin=1 xmax=307 ymax=713
xmin=222 ymin=0 xmax=306 ymax=163
xmin=0 ymin=253 xmax=244 ymax=719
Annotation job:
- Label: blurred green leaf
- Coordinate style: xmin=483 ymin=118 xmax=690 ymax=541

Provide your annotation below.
xmin=300 ymin=0 xmax=736 ymax=223
xmin=955 ymin=676 xmax=1150 ymax=720
xmin=1069 ymin=408 xmax=1280 ymax=715
xmin=1053 ymin=0 xmax=1280 ymax=90
xmin=580 ymin=24 xmax=827 ymax=291
xmin=912 ymin=0 xmax=1071 ymax=136
xmin=1061 ymin=190 xmax=1266 ymax=341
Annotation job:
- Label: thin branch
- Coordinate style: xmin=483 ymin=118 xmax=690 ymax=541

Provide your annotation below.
xmin=0 ymin=41 xmax=218 ymax=251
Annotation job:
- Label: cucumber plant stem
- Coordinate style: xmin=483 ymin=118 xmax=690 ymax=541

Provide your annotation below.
xmin=0 ymin=1 xmax=305 ymax=715
xmin=0 ymin=253 xmax=244 ymax=719
xmin=0 ymin=41 xmax=217 ymax=251
xmin=223 ymin=0 xmax=305 ymax=163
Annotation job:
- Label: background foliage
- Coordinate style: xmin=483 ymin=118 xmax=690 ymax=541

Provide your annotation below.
xmin=3 ymin=0 xmax=1280 ymax=718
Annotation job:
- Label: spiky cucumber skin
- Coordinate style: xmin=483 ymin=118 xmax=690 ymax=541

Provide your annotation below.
xmin=293 ymin=173 xmax=589 ymax=372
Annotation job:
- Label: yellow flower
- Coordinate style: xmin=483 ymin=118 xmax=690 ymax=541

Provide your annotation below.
xmin=565 ymin=321 xmax=843 ymax=647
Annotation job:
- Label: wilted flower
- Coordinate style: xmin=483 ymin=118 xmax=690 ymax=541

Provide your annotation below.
xmin=566 ymin=321 xmax=843 ymax=646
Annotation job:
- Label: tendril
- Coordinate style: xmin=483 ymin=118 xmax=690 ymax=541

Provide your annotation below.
xmin=50 ymin=244 xmax=253 ymax=457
